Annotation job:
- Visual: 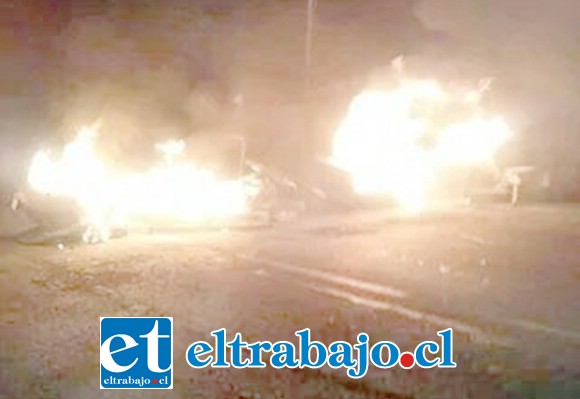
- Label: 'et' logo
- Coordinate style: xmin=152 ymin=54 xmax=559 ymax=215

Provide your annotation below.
xmin=100 ymin=317 xmax=173 ymax=389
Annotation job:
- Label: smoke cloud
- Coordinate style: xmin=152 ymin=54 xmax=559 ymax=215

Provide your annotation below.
xmin=413 ymin=0 xmax=580 ymax=165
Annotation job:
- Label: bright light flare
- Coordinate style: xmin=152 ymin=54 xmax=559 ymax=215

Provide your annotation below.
xmin=27 ymin=130 xmax=255 ymax=242
xmin=331 ymin=79 xmax=512 ymax=211
xmin=113 ymin=163 xmax=248 ymax=221
xmin=155 ymin=139 xmax=185 ymax=162
xmin=435 ymin=117 xmax=512 ymax=166
xmin=28 ymin=125 xmax=105 ymax=198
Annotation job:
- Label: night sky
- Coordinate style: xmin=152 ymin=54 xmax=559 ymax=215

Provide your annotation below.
xmin=1 ymin=0 xmax=579 ymax=186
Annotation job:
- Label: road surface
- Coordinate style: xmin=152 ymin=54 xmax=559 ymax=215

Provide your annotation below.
xmin=0 ymin=204 xmax=579 ymax=398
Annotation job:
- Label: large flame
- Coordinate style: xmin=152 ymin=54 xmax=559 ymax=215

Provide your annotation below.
xmin=330 ymin=78 xmax=512 ymax=211
xmin=28 ymin=125 xmax=254 ymax=241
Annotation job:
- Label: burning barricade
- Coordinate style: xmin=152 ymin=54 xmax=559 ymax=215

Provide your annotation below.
xmin=329 ymin=73 xmax=514 ymax=211
xmin=23 ymin=124 xmax=261 ymax=244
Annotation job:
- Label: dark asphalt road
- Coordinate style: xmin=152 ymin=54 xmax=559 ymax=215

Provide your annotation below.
xmin=0 ymin=204 xmax=579 ymax=398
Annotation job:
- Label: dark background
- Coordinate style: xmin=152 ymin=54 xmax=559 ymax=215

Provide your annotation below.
xmin=1 ymin=0 xmax=579 ymax=193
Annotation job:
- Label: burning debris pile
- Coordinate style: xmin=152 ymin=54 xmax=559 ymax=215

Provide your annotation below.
xmin=329 ymin=72 xmax=513 ymax=211
xmin=8 ymin=64 xmax=519 ymax=245
xmin=25 ymin=124 xmax=259 ymax=243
